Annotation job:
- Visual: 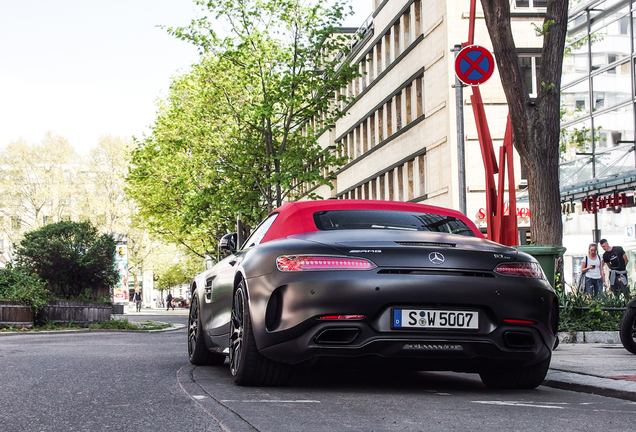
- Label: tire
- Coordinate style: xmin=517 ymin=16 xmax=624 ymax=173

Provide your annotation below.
xmin=479 ymin=355 xmax=551 ymax=389
xmin=619 ymin=307 xmax=636 ymax=355
xmin=229 ymin=281 xmax=290 ymax=386
xmin=188 ymin=292 xmax=226 ymax=366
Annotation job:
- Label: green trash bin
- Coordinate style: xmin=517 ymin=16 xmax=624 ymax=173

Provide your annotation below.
xmin=514 ymin=245 xmax=566 ymax=289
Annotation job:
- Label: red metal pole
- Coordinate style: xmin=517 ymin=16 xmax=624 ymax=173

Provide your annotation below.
xmin=462 ymin=0 xmax=519 ymax=245
xmin=465 ymin=0 xmax=476 ymax=47
xmin=470 ymin=87 xmax=499 ymax=241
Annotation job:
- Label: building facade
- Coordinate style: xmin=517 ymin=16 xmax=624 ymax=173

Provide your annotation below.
xmin=560 ymin=0 xmax=636 ymax=287
xmin=309 ymin=0 xmax=542 ymax=233
xmin=305 ymin=0 xmax=636 ymax=290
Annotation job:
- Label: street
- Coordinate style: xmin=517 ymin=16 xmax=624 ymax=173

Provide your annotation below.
xmin=1 ymin=313 xmax=635 ymax=432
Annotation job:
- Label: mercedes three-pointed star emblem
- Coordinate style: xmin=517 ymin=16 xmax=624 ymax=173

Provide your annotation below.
xmin=428 ymin=252 xmax=445 ymax=265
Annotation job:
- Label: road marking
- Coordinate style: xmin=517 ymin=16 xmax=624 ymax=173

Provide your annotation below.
xmin=221 ymin=400 xmax=320 ymax=403
xmin=472 ymin=401 xmax=565 ymax=409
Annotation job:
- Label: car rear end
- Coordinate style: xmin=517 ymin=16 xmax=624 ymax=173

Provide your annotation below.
xmin=246 ymin=230 xmax=557 ymax=376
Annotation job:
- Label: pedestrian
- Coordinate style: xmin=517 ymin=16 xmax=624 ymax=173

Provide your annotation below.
xmin=166 ymin=292 xmax=175 ymax=311
xmin=600 ymin=238 xmax=630 ymax=298
xmin=133 ymin=290 xmax=142 ymax=312
xmin=581 ymin=243 xmax=605 ymax=297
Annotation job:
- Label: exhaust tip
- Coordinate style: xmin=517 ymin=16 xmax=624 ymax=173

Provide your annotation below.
xmin=314 ymin=328 xmax=360 ymax=344
xmin=503 ymin=331 xmax=536 ymax=349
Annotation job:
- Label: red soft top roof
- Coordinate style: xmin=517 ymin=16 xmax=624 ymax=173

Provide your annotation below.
xmin=260 ymin=199 xmax=483 ymax=243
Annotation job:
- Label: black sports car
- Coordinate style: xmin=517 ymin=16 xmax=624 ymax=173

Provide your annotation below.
xmin=188 ymin=200 xmax=558 ymax=389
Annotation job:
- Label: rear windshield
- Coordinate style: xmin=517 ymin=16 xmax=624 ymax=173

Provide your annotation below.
xmin=313 ymin=210 xmax=475 ymax=237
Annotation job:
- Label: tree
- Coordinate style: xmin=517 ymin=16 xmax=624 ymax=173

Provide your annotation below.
xmin=14 ymin=221 xmax=119 ymax=299
xmin=0 ymin=132 xmax=80 ymax=242
xmin=126 ymin=58 xmax=263 ymax=256
xmin=127 ymin=0 xmax=360 ymax=255
xmin=79 ymin=135 xmax=132 ymax=234
xmin=479 ymin=0 xmax=568 ymax=246
xmin=126 ymin=223 xmax=154 ymax=291
xmin=80 ymin=135 xmax=156 ymax=291
xmin=147 ymin=243 xmax=205 ymax=292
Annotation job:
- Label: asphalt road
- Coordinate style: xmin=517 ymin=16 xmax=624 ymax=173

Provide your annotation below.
xmin=2 ymin=313 xmax=636 ymax=432
xmin=185 ymin=364 xmax=636 ymax=432
xmin=0 ymin=320 xmax=222 ymax=432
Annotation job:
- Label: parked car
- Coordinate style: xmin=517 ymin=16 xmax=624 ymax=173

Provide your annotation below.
xmin=188 ymin=200 xmax=558 ymax=388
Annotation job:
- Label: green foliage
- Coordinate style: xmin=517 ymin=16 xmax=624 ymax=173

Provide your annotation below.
xmin=14 ymin=221 xmax=119 ymax=300
xmin=564 ymin=33 xmax=603 ymax=58
xmin=540 ymin=81 xmax=555 ymax=92
xmin=0 ymin=132 xmax=79 ymax=242
xmin=0 ymin=318 xmax=172 ymax=331
xmin=155 ymin=255 xmax=203 ymax=291
xmin=559 ymin=125 xmax=605 ymax=160
xmin=89 ymin=318 xmax=172 ymax=330
xmin=127 ymin=0 xmax=359 ymax=254
xmin=126 ymin=57 xmax=265 ymax=254
xmin=36 ymin=318 xmax=80 ymax=331
xmin=532 ymin=20 xmax=555 ymax=36
xmin=557 ymin=289 xmax=628 ymax=332
xmin=0 ymin=264 xmax=48 ymax=311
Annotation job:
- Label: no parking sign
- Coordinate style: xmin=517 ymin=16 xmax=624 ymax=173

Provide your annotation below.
xmin=455 ymin=45 xmax=495 ymax=86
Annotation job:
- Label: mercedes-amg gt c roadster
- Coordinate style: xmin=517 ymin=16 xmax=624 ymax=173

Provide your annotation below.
xmin=188 ymin=200 xmax=558 ymax=389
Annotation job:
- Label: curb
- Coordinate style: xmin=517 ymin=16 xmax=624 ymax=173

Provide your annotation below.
xmin=177 ymin=364 xmax=258 ymax=432
xmin=0 ymin=322 xmax=185 ymax=336
xmin=557 ymin=331 xmax=621 ymax=344
xmin=544 ymin=369 xmax=636 ymax=402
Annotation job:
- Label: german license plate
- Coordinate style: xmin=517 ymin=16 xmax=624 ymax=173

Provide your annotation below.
xmin=393 ymin=309 xmax=478 ymax=329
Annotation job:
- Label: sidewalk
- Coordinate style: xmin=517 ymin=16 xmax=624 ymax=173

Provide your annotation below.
xmin=117 ymin=307 xmax=190 ymax=316
xmin=545 ymin=340 xmax=636 ymax=401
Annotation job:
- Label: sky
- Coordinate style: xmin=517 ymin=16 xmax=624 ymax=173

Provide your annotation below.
xmin=0 ymin=0 xmax=372 ymax=154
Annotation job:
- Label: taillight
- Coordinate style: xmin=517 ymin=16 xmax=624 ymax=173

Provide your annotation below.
xmin=503 ymin=318 xmax=536 ymax=325
xmin=318 ymin=315 xmax=365 ymax=320
xmin=494 ymin=262 xmax=545 ymax=279
xmin=276 ymin=255 xmax=376 ymax=271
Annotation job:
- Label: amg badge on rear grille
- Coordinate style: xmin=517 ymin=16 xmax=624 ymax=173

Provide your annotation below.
xmin=403 ymin=343 xmax=463 ymax=351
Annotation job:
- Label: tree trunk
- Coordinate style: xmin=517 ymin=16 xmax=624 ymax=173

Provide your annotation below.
xmin=480 ymin=0 xmax=568 ymax=246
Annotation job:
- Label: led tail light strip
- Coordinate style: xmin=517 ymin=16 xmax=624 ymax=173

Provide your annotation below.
xmin=276 ymin=255 xmax=377 ymax=271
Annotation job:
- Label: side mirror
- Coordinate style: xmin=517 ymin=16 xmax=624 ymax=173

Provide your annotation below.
xmin=219 ymin=232 xmax=237 ymax=254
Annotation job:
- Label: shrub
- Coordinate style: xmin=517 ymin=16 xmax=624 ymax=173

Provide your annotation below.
xmin=14 ymin=221 xmax=119 ymax=299
xmin=0 ymin=264 xmax=48 ymax=311
xmin=557 ymin=289 xmax=628 ymax=332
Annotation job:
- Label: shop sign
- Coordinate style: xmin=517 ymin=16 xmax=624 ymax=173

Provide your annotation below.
xmin=477 ymin=204 xmax=530 ymax=220
xmin=562 ymin=202 xmax=576 ymax=215
xmin=581 ymin=193 xmax=627 ymax=214
xmin=113 ymin=245 xmax=128 ymax=303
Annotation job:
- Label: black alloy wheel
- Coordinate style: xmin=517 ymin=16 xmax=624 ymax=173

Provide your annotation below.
xmin=229 ymin=285 xmax=245 ymax=377
xmin=229 ymin=280 xmax=290 ymax=386
xmin=188 ymin=292 xmax=225 ymax=366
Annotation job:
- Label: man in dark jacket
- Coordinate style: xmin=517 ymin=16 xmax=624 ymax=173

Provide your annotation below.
xmin=166 ymin=292 xmax=175 ymax=311
xmin=133 ymin=290 xmax=142 ymax=312
xmin=600 ymin=239 xmax=630 ymax=298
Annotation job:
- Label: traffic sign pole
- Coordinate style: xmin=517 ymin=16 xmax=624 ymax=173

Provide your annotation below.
xmin=455 ymin=45 xmax=495 ymax=86
xmin=453 ymin=44 xmax=467 ymax=216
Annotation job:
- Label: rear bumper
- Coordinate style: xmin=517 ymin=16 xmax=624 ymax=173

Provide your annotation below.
xmin=259 ymin=320 xmax=552 ymax=371
xmin=247 ymin=269 xmax=557 ymax=370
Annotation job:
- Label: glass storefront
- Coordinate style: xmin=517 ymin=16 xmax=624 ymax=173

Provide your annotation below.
xmin=560 ymin=0 xmax=636 ymax=289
